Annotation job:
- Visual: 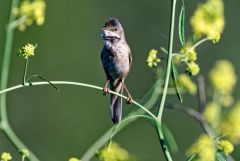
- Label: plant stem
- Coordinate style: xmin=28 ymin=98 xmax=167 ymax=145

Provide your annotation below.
xmin=81 ymin=79 xmax=163 ymax=161
xmin=0 ymin=0 xmax=19 ymax=122
xmin=156 ymin=0 xmax=177 ymax=160
xmin=0 ymin=81 xmax=156 ymax=119
xmin=0 ymin=80 xmax=162 ymax=160
xmin=184 ymin=37 xmax=209 ymax=55
xmin=23 ymin=58 xmax=29 ymax=85
xmin=157 ymin=0 xmax=177 ymax=121
xmin=166 ymin=103 xmax=214 ymax=137
xmin=0 ymin=0 xmax=40 ymax=160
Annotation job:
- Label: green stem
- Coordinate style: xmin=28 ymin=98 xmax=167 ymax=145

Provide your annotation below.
xmin=0 ymin=80 xmax=162 ymax=161
xmin=0 ymin=0 xmax=40 ymax=160
xmin=0 ymin=121 xmax=39 ymax=161
xmin=0 ymin=81 xmax=156 ymax=119
xmin=184 ymin=37 xmax=209 ymax=55
xmin=81 ymin=79 xmax=163 ymax=161
xmin=157 ymin=0 xmax=177 ymax=121
xmin=23 ymin=58 xmax=29 ymax=85
xmin=156 ymin=123 xmax=173 ymax=160
xmin=156 ymin=0 xmax=177 ymax=160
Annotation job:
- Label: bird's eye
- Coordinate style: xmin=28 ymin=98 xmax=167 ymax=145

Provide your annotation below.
xmin=113 ymin=27 xmax=118 ymax=31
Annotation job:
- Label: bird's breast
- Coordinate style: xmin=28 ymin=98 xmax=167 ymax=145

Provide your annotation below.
xmin=103 ymin=46 xmax=130 ymax=79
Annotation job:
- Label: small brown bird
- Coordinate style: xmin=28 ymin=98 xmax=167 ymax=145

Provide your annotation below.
xmin=101 ymin=18 xmax=133 ymax=124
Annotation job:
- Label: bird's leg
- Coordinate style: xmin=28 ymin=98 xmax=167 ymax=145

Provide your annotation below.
xmin=103 ymin=80 xmax=110 ymax=96
xmin=122 ymin=83 xmax=133 ymax=104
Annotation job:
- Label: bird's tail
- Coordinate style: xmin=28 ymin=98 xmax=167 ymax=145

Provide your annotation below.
xmin=110 ymin=80 xmax=123 ymax=124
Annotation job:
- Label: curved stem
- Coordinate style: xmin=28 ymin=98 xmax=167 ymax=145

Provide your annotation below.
xmin=81 ymin=79 xmax=163 ymax=161
xmin=184 ymin=37 xmax=209 ymax=55
xmin=0 ymin=81 xmax=157 ymax=120
xmin=0 ymin=0 xmax=40 ymax=160
xmin=166 ymin=103 xmax=214 ymax=137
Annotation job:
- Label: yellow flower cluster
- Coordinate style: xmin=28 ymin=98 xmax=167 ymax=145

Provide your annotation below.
xmin=178 ymin=74 xmax=197 ymax=95
xmin=146 ymin=49 xmax=161 ymax=68
xmin=180 ymin=45 xmax=197 ymax=62
xmin=13 ymin=0 xmax=46 ymax=31
xmin=186 ymin=62 xmax=200 ymax=76
xmin=221 ymin=101 xmax=240 ymax=144
xmin=174 ymin=44 xmax=200 ymax=76
xmin=203 ymin=102 xmax=220 ymax=128
xmin=1 ymin=152 xmax=12 ymax=161
xmin=186 ymin=134 xmax=215 ymax=161
xmin=17 ymin=43 xmax=36 ymax=59
xmin=97 ymin=143 xmax=135 ymax=161
xmin=191 ymin=0 xmax=225 ymax=42
xmin=209 ymin=60 xmax=237 ymax=95
xmin=69 ymin=157 xmax=81 ymax=161
xmin=218 ymin=140 xmax=234 ymax=155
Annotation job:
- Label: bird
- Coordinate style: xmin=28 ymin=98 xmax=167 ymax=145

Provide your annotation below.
xmin=100 ymin=18 xmax=133 ymax=124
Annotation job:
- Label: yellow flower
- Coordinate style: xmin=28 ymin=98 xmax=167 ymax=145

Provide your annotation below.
xmin=180 ymin=45 xmax=197 ymax=62
xmin=146 ymin=49 xmax=161 ymax=68
xmin=178 ymin=74 xmax=197 ymax=95
xmin=18 ymin=43 xmax=37 ymax=59
xmin=1 ymin=152 xmax=12 ymax=161
xmin=186 ymin=62 xmax=200 ymax=76
xmin=203 ymin=102 xmax=220 ymax=126
xmin=69 ymin=157 xmax=81 ymax=161
xmin=221 ymin=101 xmax=240 ymax=144
xmin=13 ymin=0 xmax=46 ymax=31
xmin=32 ymin=0 xmax=46 ymax=25
xmin=186 ymin=134 xmax=215 ymax=161
xmin=191 ymin=0 xmax=225 ymax=42
xmin=97 ymin=142 xmax=135 ymax=161
xmin=218 ymin=140 xmax=234 ymax=155
xmin=209 ymin=60 xmax=237 ymax=95
xmin=221 ymin=95 xmax=234 ymax=107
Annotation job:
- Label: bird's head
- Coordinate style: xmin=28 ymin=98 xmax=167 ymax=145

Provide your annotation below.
xmin=101 ymin=18 xmax=125 ymax=43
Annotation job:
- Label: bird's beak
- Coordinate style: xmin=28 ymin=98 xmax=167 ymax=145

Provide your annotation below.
xmin=101 ymin=27 xmax=106 ymax=31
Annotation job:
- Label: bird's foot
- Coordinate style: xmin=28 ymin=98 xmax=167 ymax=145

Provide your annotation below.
xmin=126 ymin=96 xmax=133 ymax=104
xmin=103 ymin=87 xmax=109 ymax=96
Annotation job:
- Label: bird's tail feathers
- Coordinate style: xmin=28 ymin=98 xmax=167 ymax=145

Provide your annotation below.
xmin=110 ymin=80 xmax=123 ymax=124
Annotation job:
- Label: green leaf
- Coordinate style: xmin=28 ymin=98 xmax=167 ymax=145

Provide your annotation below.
xmin=162 ymin=125 xmax=178 ymax=153
xmin=171 ymin=61 xmax=183 ymax=103
xmin=178 ymin=0 xmax=185 ymax=45
xmin=216 ymin=151 xmax=226 ymax=161
xmin=26 ymin=74 xmax=59 ymax=91
xmin=186 ymin=154 xmax=197 ymax=161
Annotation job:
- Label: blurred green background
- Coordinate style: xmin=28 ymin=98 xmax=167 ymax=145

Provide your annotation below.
xmin=0 ymin=0 xmax=240 ymax=160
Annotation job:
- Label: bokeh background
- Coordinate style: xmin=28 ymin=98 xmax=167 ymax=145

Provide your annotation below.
xmin=0 ymin=0 xmax=240 ymax=160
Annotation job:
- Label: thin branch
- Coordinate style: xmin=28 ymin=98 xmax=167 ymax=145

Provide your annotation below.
xmin=184 ymin=37 xmax=209 ymax=55
xmin=0 ymin=81 xmax=157 ymax=120
xmin=166 ymin=103 xmax=214 ymax=137
xmin=23 ymin=58 xmax=28 ymax=85
xmin=197 ymin=75 xmax=206 ymax=113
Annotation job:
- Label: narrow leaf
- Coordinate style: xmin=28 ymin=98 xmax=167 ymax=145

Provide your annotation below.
xmin=26 ymin=74 xmax=59 ymax=91
xmin=171 ymin=61 xmax=183 ymax=103
xmin=162 ymin=125 xmax=178 ymax=153
xmin=178 ymin=0 xmax=185 ymax=45
xmin=186 ymin=154 xmax=197 ymax=161
xmin=216 ymin=151 xmax=226 ymax=161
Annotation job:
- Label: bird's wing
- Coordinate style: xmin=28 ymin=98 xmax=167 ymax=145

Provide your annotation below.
xmin=129 ymin=51 xmax=132 ymax=67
